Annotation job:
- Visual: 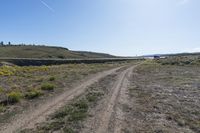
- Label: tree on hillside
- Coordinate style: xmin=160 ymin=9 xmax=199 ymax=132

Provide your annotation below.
xmin=8 ymin=42 xmax=11 ymax=45
xmin=0 ymin=41 xmax=4 ymax=46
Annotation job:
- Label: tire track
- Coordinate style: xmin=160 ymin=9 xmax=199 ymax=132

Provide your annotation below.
xmin=96 ymin=66 xmax=136 ymax=133
xmin=0 ymin=67 xmax=123 ymax=133
xmin=112 ymin=66 xmax=135 ymax=133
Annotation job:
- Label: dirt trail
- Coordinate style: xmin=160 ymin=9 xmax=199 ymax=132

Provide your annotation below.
xmin=96 ymin=66 xmax=135 ymax=133
xmin=0 ymin=67 xmax=123 ymax=133
xmin=112 ymin=66 xmax=134 ymax=133
xmin=82 ymin=65 xmax=137 ymax=133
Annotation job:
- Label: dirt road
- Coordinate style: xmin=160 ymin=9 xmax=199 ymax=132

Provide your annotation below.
xmin=82 ymin=65 xmax=137 ymax=133
xmin=0 ymin=63 xmax=139 ymax=133
xmin=0 ymin=66 xmax=124 ymax=133
xmin=6 ymin=61 xmax=197 ymax=133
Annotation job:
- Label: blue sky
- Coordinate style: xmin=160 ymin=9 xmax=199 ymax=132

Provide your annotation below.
xmin=0 ymin=0 xmax=200 ymax=56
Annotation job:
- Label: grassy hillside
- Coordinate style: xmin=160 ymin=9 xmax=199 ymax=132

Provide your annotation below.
xmin=0 ymin=45 xmax=115 ymax=59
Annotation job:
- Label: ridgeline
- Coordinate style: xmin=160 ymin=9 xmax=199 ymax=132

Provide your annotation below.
xmin=0 ymin=45 xmax=115 ymax=59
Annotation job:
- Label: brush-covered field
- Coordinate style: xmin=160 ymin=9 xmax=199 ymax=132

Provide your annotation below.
xmin=1 ymin=57 xmax=200 ymax=133
xmin=126 ymin=58 xmax=200 ymax=133
xmin=0 ymin=62 xmax=125 ymax=126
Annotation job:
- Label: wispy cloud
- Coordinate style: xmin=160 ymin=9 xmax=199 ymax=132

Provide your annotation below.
xmin=40 ymin=0 xmax=55 ymax=12
xmin=178 ymin=0 xmax=190 ymax=5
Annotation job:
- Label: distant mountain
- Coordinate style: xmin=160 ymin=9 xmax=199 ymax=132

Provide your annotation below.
xmin=143 ymin=52 xmax=200 ymax=58
xmin=0 ymin=45 xmax=116 ymax=59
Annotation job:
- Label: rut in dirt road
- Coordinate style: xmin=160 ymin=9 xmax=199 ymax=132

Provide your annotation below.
xmin=96 ymin=66 xmax=135 ymax=133
xmin=0 ymin=67 xmax=123 ymax=133
xmin=82 ymin=65 xmax=137 ymax=133
xmin=111 ymin=66 xmax=134 ymax=133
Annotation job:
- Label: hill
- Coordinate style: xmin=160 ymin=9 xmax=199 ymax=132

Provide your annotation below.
xmin=0 ymin=45 xmax=115 ymax=59
xmin=143 ymin=52 xmax=200 ymax=58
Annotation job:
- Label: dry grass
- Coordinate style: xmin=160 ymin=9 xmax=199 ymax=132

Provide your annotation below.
xmin=0 ymin=45 xmax=115 ymax=59
xmin=0 ymin=62 xmax=128 ymax=125
xmin=126 ymin=60 xmax=200 ymax=133
xmin=20 ymin=73 xmax=118 ymax=133
xmin=156 ymin=56 xmax=200 ymax=66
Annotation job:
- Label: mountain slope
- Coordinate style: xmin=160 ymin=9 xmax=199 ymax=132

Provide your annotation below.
xmin=0 ymin=45 xmax=115 ymax=59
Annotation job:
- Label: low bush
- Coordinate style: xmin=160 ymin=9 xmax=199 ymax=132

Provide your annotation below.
xmin=57 ymin=55 xmax=65 ymax=59
xmin=74 ymin=100 xmax=88 ymax=110
xmin=52 ymin=99 xmax=88 ymax=122
xmin=49 ymin=76 xmax=55 ymax=81
xmin=63 ymin=127 xmax=74 ymax=133
xmin=7 ymin=91 xmax=23 ymax=103
xmin=35 ymin=77 xmax=44 ymax=82
xmin=0 ymin=66 xmax=15 ymax=76
xmin=41 ymin=83 xmax=55 ymax=91
xmin=25 ymin=89 xmax=43 ymax=99
xmin=52 ymin=106 xmax=73 ymax=119
xmin=68 ymin=100 xmax=88 ymax=121
xmin=86 ymin=92 xmax=102 ymax=102
xmin=68 ymin=109 xmax=87 ymax=121
xmin=0 ymin=104 xmax=5 ymax=112
xmin=0 ymin=87 xmax=4 ymax=93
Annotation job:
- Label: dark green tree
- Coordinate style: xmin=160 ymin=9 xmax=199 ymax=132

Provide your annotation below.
xmin=0 ymin=41 xmax=4 ymax=46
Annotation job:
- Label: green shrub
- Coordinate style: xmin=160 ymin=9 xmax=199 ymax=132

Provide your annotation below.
xmin=25 ymin=89 xmax=43 ymax=99
xmin=47 ymin=121 xmax=65 ymax=131
xmin=41 ymin=83 xmax=55 ymax=91
xmin=68 ymin=100 xmax=88 ymax=121
xmin=53 ymin=100 xmax=88 ymax=122
xmin=49 ymin=76 xmax=55 ymax=81
xmin=73 ymin=100 xmax=88 ymax=111
xmin=7 ymin=91 xmax=23 ymax=103
xmin=57 ymin=55 xmax=65 ymax=59
xmin=0 ymin=87 xmax=4 ymax=93
xmin=63 ymin=127 xmax=74 ymax=133
xmin=184 ymin=61 xmax=191 ymax=65
xmin=52 ymin=106 xmax=73 ymax=119
xmin=0 ymin=104 xmax=5 ymax=112
xmin=86 ymin=94 xmax=97 ymax=102
xmin=68 ymin=110 xmax=87 ymax=121
xmin=35 ymin=77 xmax=44 ymax=82
xmin=86 ymin=92 xmax=103 ymax=102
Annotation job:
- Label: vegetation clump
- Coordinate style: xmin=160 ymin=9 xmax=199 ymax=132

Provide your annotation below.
xmin=52 ymin=99 xmax=88 ymax=121
xmin=25 ymin=89 xmax=43 ymax=99
xmin=0 ymin=104 xmax=5 ymax=112
xmin=37 ymin=89 xmax=106 ymax=132
xmin=41 ymin=83 xmax=55 ymax=91
xmin=69 ymin=100 xmax=88 ymax=121
xmin=155 ymin=56 xmax=200 ymax=66
xmin=86 ymin=91 xmax=103 ymax=102
xmin=49 ymin=76 xmax=55 ymax=81
xmin=7 ymin=91 xmax=23 ymax=103
xmin=0 ymin=66 xmax=15 ymax=76
xmin=0 ymin=87 xmax=4 ymax=93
